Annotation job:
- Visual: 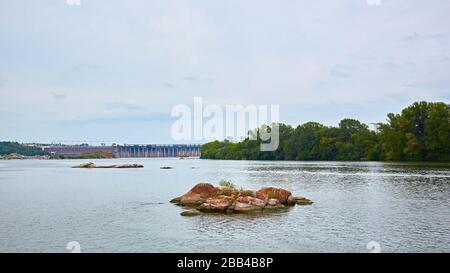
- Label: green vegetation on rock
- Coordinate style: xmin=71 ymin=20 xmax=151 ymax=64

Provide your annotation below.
xmin=219 ymin=179 xmax=235 ymax=189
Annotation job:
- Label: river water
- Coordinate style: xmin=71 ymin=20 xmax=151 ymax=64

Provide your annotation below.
xmin=0 ymin=159 xmax=449 ymax=253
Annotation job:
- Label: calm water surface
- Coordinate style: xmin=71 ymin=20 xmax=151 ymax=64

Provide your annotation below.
xmin=0 ymin=159 xmax=449 ymax=252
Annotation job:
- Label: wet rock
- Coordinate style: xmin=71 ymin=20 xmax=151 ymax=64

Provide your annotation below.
xmin=265 ymin=198 xmax=286 ymax=210
xmin=114 ymin=163 xmax=144 ymax=168
xmin=170 ymin=196 xmax=182 ymax=204
xmin=171 ymin=182 xmax=313 ymax=215
xmin=178 ymin=183 xmax=219 ymax=206
xmin=72 ymin=162 xmax=96 ymax=168
xmin=233 ymin=202 xmax=263 ymax=212
xmin=72 ymin=162 xmax=143 ymax=168
xmin=264 ymin=204 xmax=286 ymax=210
xmin=287 ymin=195 xmax=297 ymax=206
xmin=295 ymin=196 xmax=314 ymax=205
xmin=239 ymin=196 xmax=267 ymax=208
xmin=197 ymin=195 xmax=235 ymax=212
xmin=255 ymin=187 xmax=293 ymax=205
xmin=180 ymin=210 xmax=201 ymax=216
xmin=267 ymin=198 xmax=281 ymax=206
xmin=233 ymin=196 xmax=267 ymax=212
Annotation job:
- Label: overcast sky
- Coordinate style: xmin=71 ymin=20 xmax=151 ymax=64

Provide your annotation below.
xmin=0 ymin=0 xmax=449 ymax=144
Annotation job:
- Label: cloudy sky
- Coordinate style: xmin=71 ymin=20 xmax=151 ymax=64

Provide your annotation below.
xmin=0 ymin=0 xmax=449 ymax=144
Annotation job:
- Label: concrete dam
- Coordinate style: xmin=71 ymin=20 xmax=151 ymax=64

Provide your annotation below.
xmin=43 ymin=144 xmax=201 ymax=158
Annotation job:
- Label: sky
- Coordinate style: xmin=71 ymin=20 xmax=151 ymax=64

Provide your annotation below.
xmin=0 ymin=0 xmax=449 ymax=144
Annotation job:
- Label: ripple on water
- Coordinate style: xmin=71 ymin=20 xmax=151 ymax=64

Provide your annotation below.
xmin=0 ymin=159 xmax=448 ymax=252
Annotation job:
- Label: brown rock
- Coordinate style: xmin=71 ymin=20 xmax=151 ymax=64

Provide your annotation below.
xmin=239 ymin=196 xmax=267 ymax=208
xmin=171 ymin=183 xmax=310 ymax=215
xmin=233 ymin=202 xmax=262 ymax=212
xmin=72 ymin=162 xmax=95 ymax=168
xmin=255 ymin=187 xmax=293 ymax=205
xmin=72 ymin=162 xmax=144 ymax=168
xmin=179 ymin=183 xmax=219 ymax=206
xmin=233 ymin=196 xmax=267 ymax=212
xmin=197 ymin=195 xmax=235 ymax=212
xmin=170 ymin=196 xmax=182 ymax=204
xmin=287 ymin=195 xmax=296 ymax=206
xmin=295 ymin=196 xmax=313 ymax=205
xmin=114 ymin=163 xmax=144 ymax=168
xmin=265 ymin=198 xmax=286 ymax=210
xmin=180 ymin=210 xmax=201 ymax=216
xmin=265 ymin=204 xmax=286 ymax=210
xmin=267 ymin=198 xmax=281 ymax=206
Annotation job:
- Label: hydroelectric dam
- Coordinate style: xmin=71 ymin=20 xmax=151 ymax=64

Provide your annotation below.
xmin=43 ymin=144 xmax=201 ymax=158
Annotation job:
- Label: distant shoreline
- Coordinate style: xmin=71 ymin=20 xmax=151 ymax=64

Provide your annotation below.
xmin=0 ymin=154 xmax=201 ymax=160
xmin=1 ymin=155 xmax=449 ymax=167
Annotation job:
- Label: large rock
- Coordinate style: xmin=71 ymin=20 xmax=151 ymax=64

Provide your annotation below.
xmin=171 ymin=182 xmax=313 ymax=215
xmin=72 ymin=162 xmax=96 ymax=168
xmin=178 ymin=183 xmax=219 ymax=206
xmin=170 ymin=196 xmax=182 ymax=204
xmin=233 ymin=202 xmax=262 ymax=212
xmin=197 ymin=195 xmax=235 ymax=212
xmin=233 ymin=196 xmax=267 ymax=212
xmin=267 ymin=198 xmax=281 ymax=206
xmin=255 ymin=187 xmax=293 ymax=205
xmin=241 ymin=196 xmax=267 ymax=208
xmin=265 ymin=198 xmax=286 ymax=210
xmin=72 ymin=162 xmax=143 ymax=168
xmin=287 ymin=195 xmax=297 ymax=206
xmin=114 ymin=163 xmax=144 ymax=168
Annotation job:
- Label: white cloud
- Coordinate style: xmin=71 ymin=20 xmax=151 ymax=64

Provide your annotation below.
xmin=0 ymin=0 xmax=449 ymax=142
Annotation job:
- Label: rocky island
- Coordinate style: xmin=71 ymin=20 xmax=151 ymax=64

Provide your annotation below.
xmin=171 ymin=182 xmax=313 ymax=216
xmin=72 ymin=162 xmax=144 ymax=168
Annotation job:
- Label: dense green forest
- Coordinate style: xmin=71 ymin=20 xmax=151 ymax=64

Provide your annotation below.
xmin=0 ymin=142 xmax=49 ymax=156
xmin=201 ymin=101 xmax=450 ymax=162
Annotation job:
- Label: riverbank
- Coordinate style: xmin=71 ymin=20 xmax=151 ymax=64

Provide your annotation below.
xmin=201 ymin=101 xmax=449 ymax=162
xmin=0 ymin=153 xmax=50 ymax=160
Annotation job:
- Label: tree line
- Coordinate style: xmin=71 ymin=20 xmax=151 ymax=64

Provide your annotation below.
xmin=0 ymin=142 xmax=50 ymax=156
xmin=201 ymin=101 xmax=449 ymax=161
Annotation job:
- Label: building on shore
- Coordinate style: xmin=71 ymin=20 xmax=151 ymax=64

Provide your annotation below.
xmin=42 ymin=144 xmax=201 ymax=158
